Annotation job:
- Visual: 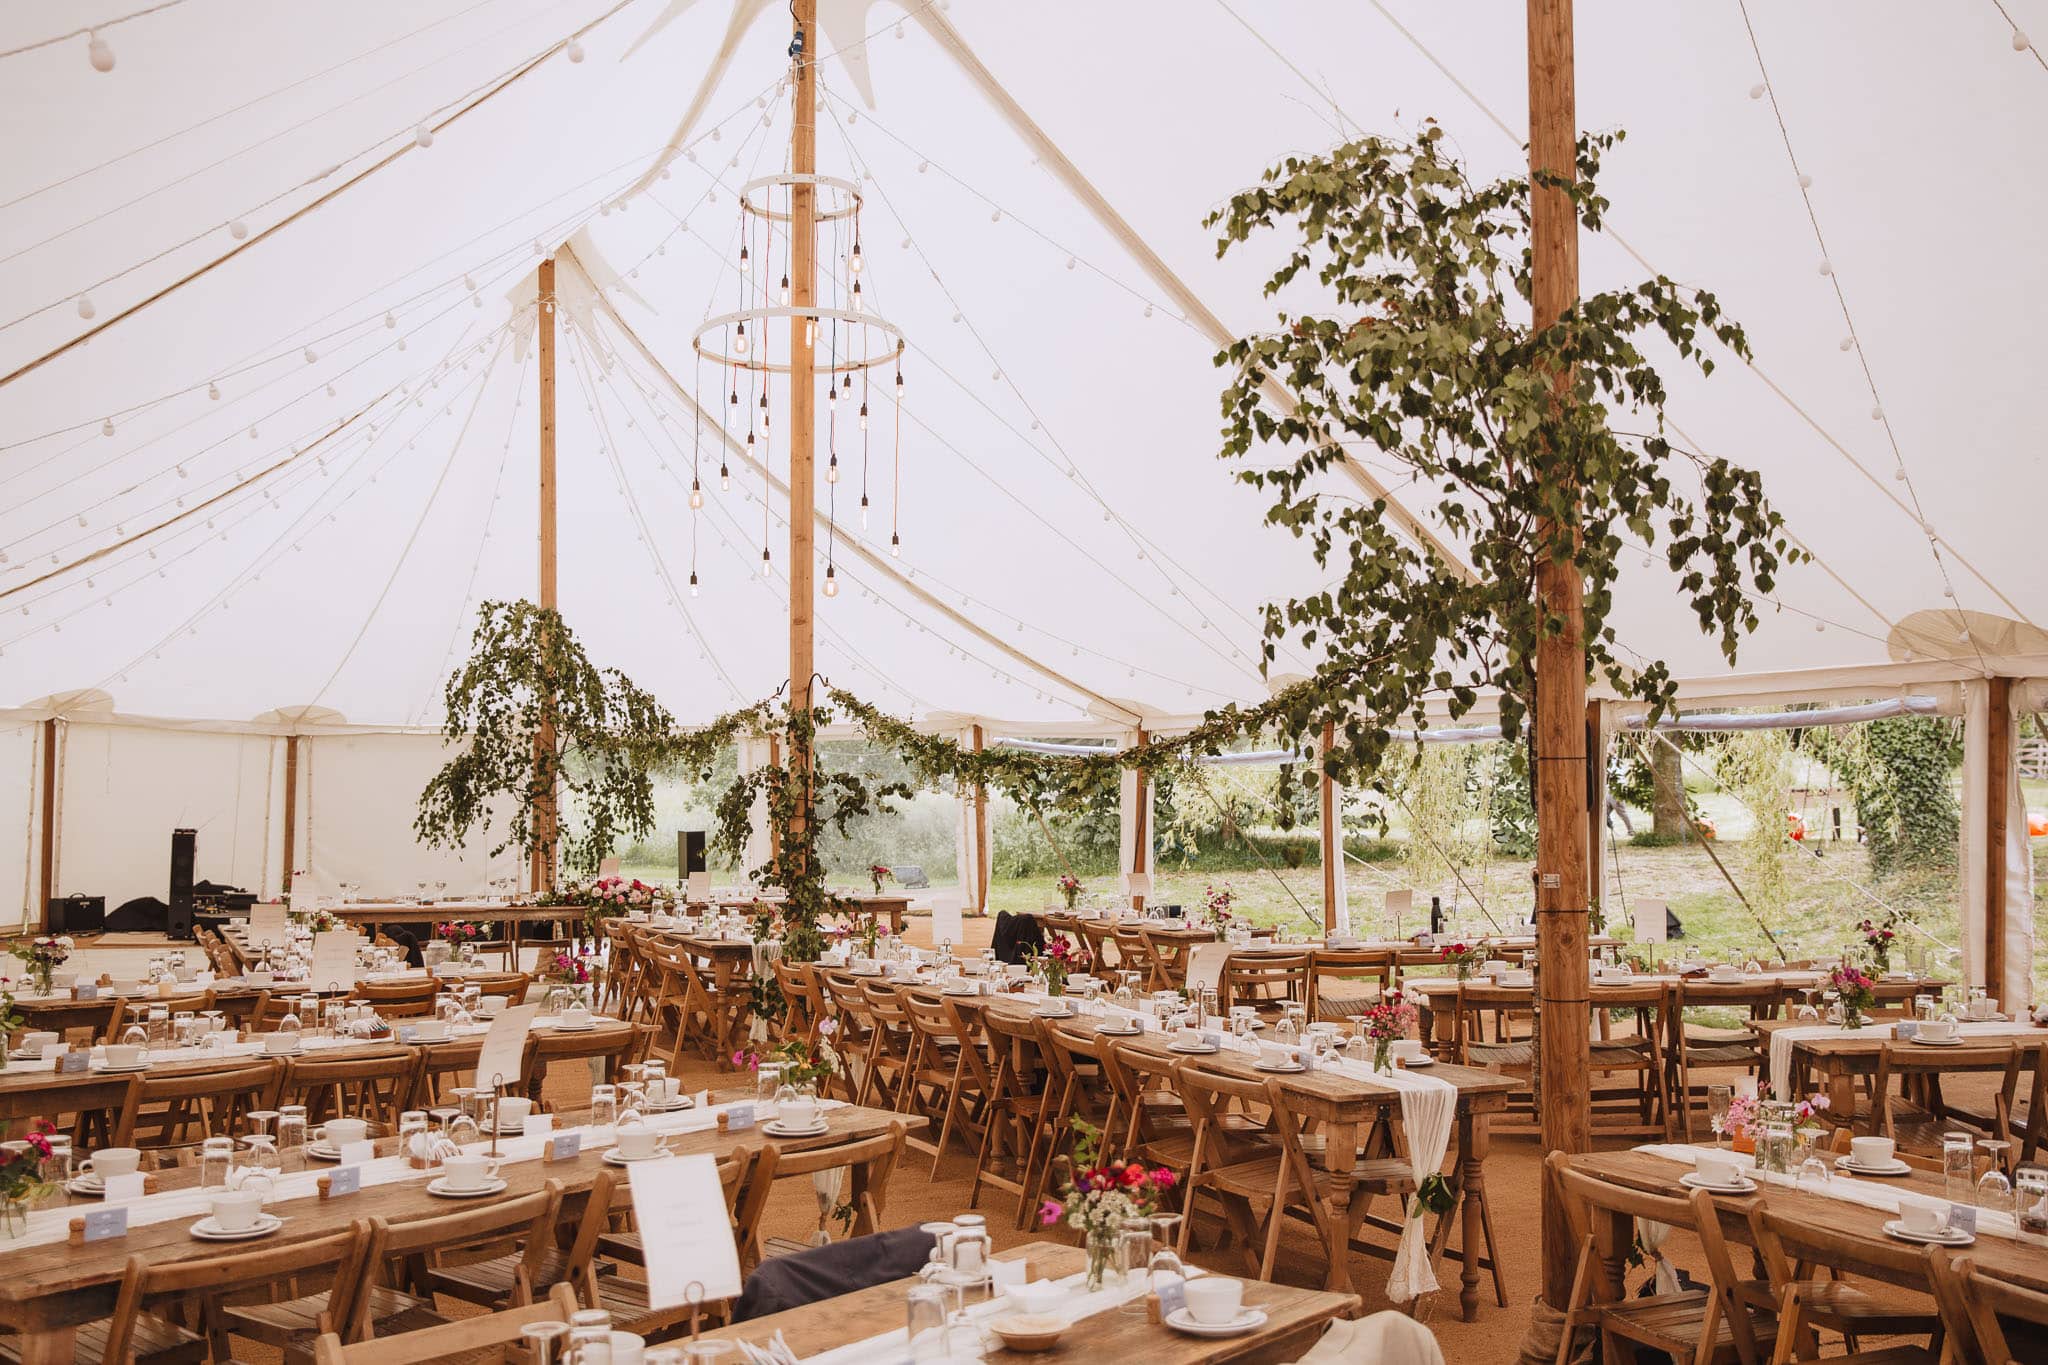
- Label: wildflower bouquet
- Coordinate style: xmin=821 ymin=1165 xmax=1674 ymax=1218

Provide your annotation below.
xmin=434 ymin=920 xmax=482 ymax=944
xmin=1202 ymin=883 xmax=1236 ymax=929
xmin=1858 ymin=917 xmax=1897 ymax=974
xmin=1357 ymin=989 xmax=1417 ymax=1072
xmin=544 ymin=950 xmax=594 ymax=985
xmin=1057 ymin=873 xmax=1082 ymax=909
xmin=1039 ymin=1118 xmax=1176 ymax=1289
xmin=0 ymin=1120 xmax=56 ymax=1211
xmin=868 ymin=863 xmax=892 ymax=895
xmin=735 ymin=1021 xmax=841 ymax=1092
xmin=7 ymin=937 xmax=70 ymax=995
xmin=1439 ymin=941 xmax=1487 ymax=980
xmin=1827 ymin=962 xmax=1877 ymax=1028
xmin=1027 ymin=937 xmax=1092 ymax=997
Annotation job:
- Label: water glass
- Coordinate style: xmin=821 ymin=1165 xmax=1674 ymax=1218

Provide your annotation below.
xmin=2015 ymin=1165 xmax=2048 ymax=1246
xmin=519 ymin=1321 xmax=569 ymax=1365
xmin=1116 ymin=1218 xmax=1154 ymax=1312
xmin=1977 ymin=1139 xmax=2014 ymax=1216
xmin=906 ymin=1283 xmax=949 ymax=1362
xmin=1706 ymin=1085 xmax=1733 ymax=1146
xmin=1943 ymin=1132 xmax=1977 ymax=1204
xmin=590 ymin=1084 xmax=619 ymax=1129
xmin=277 ymin=1104 xmax=309 ymax=1168
xmin=200 ymin=1136 xmax=235 ymax=1189
xmin=41 ymin=1135 xmax=73 ymax=1186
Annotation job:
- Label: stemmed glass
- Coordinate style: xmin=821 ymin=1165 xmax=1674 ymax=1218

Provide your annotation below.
xmin=519 ymin=1321 xmax=569 ymax=1364
xmin=1978 ymin=1139 xmax=2015 ymax=1217
xmin=1706 ymin=1085 xmax=1733 ymax=1148
xmin=1147 ymin=1212 xmax=1186 ymax=1289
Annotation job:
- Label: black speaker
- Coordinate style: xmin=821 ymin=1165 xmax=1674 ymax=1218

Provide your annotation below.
xmin=166 ymin=828 xmax=197 ymax=939
xmin=679 ymin=830 xmax=707 ymax=876
xmin=48 ymin=894 xmax=104 ymax=934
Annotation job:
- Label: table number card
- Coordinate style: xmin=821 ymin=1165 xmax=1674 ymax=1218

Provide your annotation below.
xmin=547 ymin=1131 xmax=582 ymax=1162
xmin=631 ymin=1153 xmax=743 ymax=1307
xmin=325 ymin=1166 xmax=362 ymax=1197
xmin=59 ymin=1051 xmax=90 ymax=1075
xmin=309 ymin=929 xmax=360 ymax=988
xmin=474 ymin=1002 xmax=541 ymax=1087
xmin=1633 ymin=898 xmax=1669 ymax=944
xmin=723 ymin=1103 xmax=756 ymax=1132
xmin=80 ymin=1206 xmax=128 ymax=1242
xmin=1385 ymin=889 xmax=1413 ymax=932
xmin=288 ymin=870 xmax=313 ymax=913
xmin=687 ymin=870 xmax=712 ymax=901
xmin=248 ymin=904 xmax=288 ymax=944
xmin=39 ymin=1042 xmax=68 ymax=1061
xmin=72 ymin=983 xmax=98 ymax=1001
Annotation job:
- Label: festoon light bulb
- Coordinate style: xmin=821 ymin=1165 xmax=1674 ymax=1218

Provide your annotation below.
xmin=689 ymin=572 xmax=699 ymax=597
xmin=87 ymin=30 xmax=114 ymax=72
xmin=734 ymin=321 xmax=749 ymax=355
xmin=823 ymin=565 xmax=839 ymax=597
xmin=414 ymin=123 xmax=434 ymax=148
xmin=101 ymin=418 xmax=115 ymax=437
xmin=850 ymin=279 xmax=863 ymax=313
xmin=779 ymin=274 xmax=791 ymax=306
xmin=75 ymin=295 xmax=95 ymax=320
xmin=689 ymin=480 xmax=704 ymax=509
xmin=738 ymin=244 xmax=750 ymax=273
xmin=849 ymin=241 xmax=864 ymax=274
xmin=858 ymin=402 xmax=868 ymax=431
xmin=860 ymin=494 xmax=870 ymax=529
xmin=566 ymin=37 xmax=585 ymax=62
xmin=889 ymin=533 xmax=901 ymax=557
xmin=207 ymin=381 xmax=220 ymax=400
xmin=229 ymin=219 xmax=249 ymax=240
xmin=826 ymin=453 xmax=840 ymax=483
xmin=720 ymin=463 xmax=731 ymax=491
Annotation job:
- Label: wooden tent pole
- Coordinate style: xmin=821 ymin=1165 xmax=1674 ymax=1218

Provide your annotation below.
xmin=36 ymin=719 xmax=57 ymax=929
xmin=531 ymin=257 xmax=560 ymax=894
xmin=281 ymin=734 xmax=300 ymax=893
xmin=1529 ymin=0 xmax=1592 ymax=1313
xmin=970 ymin=724 xmax=990 ymax=912
xmin=1586 ymin=699 xmax=1606 ymax=921
xmin=1320 ymin=722 xmax=1339 ymax=934
xmin=1130 ymin=727 xmax=1150 ymax=912
xmin=1985 ymin=677 xmax=2013 ymax=998
xmin=786 ymin=0 xmax=819 ymax=862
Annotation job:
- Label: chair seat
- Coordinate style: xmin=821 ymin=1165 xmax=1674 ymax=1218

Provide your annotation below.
xmin=0 ymin=1312 xmax=203 ymax=1365
xmin=1684 ymin=1024 xmax=1757 ymax=1045
xmin=587 ymin=1269 xmax=697 ymax=1334
xmin=1684 ymin=1044 xmax=1762 ymax=1066
xmin=424 ymin=1247 xmax=584 ymax=1305
xmin=1468 ymin=1040 xmax=1532 ymax=1068
xmin=1732 ymin=1278 xmax=1939 ymax=1334
xmin=1596 ymin=1288 xmax=1776 ymax=1362
xmin=224 ymin=1284 xmax=435 ymax=1348
xmin=1590 ymin=1037 xmax=1656 ymax=1060
xmin=1316 ymin=991 xmax=1380 ymax=1021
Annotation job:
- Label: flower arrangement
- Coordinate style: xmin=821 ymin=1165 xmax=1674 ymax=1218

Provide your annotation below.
xmin=1439 ymin=941 xmax=1488 ymax=981
xmin=293 ymin=907 xmax=341 ymax=935
xmin=1039 ymin=1118 xmax=1176 ymax=1289
xmin=0 ymin=1120 xmax=57 ymax=1232
xmin=1858 ymin=917 xmax=1897 ymax=974
xmin=1720 ymin=1093 xmax=1759 ymax=1145
xmin=548 ymin=875 xmax=676 ymax=940
xmin=434 ymin=920 xmax=482 ymax=944
xmin=1357 ymin=989 xmax=1417 ymax=1072
xmin=830 ymin=915 xmax=888 ymax=959
xmin=7 ymin=937 xmax=71 ymax=995
xmin=735 ymin=1021 xmax=841 ymax=1093
xmin=545 ymin=950 xmax=594 ymax=985
xmin=1827 ymin=962 xmax=1877 ymax=1028
xmin=1027 ymin=937 xmax=1092 ymax=997
xmin=868 ymin=863 xmax=892 ymax=895
xmin=1792 ymin=1091 xmax=1831 ymax=1126
xmin=1202 ymin=883 xmax=1236 ymax=929
xmin=1057 ymin=874 xmax=1082 ymax=909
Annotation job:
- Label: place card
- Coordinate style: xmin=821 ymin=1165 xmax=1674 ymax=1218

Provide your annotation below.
xmin=723 ymin=1103 xmax=756 ymax=1132
xmin=338 ymin=1140 xmax=376 ymax=1166
xmin=58 ymin=1051 xmax=90 ymax=1075
xmin=1948 ymin=1204 xmax=1978 ymax=1235
xmin=1200 ymin=1032 xmax=1223 ymax=1049
xmin=525 ymin=1113 xmax=554 ymax=1137
xmin=1152 ymin=1274 xmax=1189 ymax=1319
xmin=103 ymin=1173 xmax=146 ymax=1203
xmin=631 ymin=1153 xmax=743 ymax=1306
xmin=396 ymin=1025 xmax=418 ymax=1044
xmin=1894 ymin=1020 xmax=1919 ymax=1040
xmin=39 ymin=1042 xmax=68 ymax=1060
xmin=76 ymin=1206 xmax=128 ymax=1243
xmin=474 ymin=1002 xmax=541 ymax=1087
xmin=321 ymin=1166 xmax=362 ymax=1198
xmin=71 ymin=983 xmax=98 ymax=1001
xmin=545 ymin=1131 xmax=582 ymax=1163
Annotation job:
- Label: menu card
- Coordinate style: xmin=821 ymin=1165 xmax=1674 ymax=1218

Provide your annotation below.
xmin=1185 ymin=943 xmax=1230 ymax=996
xmin=474 ymin=1002 xmax=541 ymax=1087
xmin=309 ymin=929 xmax=359 ymax=988
xmin=931 ymin=901 xmax=964 ymax=948
xmin=1633 ymin=898 xmax=1669 ymax=944
xmin=247 ymin=904 xmax=288 ymax=944
xmin=631 ymin=1153 xmax=743 ymax=1306
xmin=1385 ymin=889 xmax=1413 ymax=932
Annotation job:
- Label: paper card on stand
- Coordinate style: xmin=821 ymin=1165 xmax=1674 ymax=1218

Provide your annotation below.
xmin=326 ymin=1166 xmax=362 ymax=1197
xmin=1633 ymin=898 xmax=1669 ymax=944
xmin=632 ymin=1153 xmax=743 ymax=1307
xmin=288 ymin=870 xmax=312 ymax=913
xmin=309 ymin=930 xmax=359 ymax=988
xmin=248 ymin=904 xmax=288 ymax=943
xmin=1185 ymin=944 xmax=1229 ymax=996
xmin=525 ymin=1113 xmax=554 ymax=1137
xmin=1385 ymin=890 xmax=1413 ymax=930
xmin=724 ymin=1103 xmax=756 ymax=1131
xmin=39 ymin=1042 xmax=67 ymax=1060
xmin=931 ymin=901 xmax=964 ymax=948
xmin=686 ymin=871 xmax=711 ymax=902
xmin=103 ymin=1174 xmax=146 ymax=1203
xmin=548 ymin=1132 xmax=581 ymax=1161
xmin=474 ymin=1003 xmax=540 ymax=1088
xmin=59 ymin=1051 xmax=89 ymax=1074
xmin=80 ymin=1207 xmax=128 ymax=1242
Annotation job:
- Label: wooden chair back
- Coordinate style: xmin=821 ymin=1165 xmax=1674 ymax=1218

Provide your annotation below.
xmin=772 ymin=958 xmax=824 ymax=1043
xmin=1546 ymin=1152 xmax=1767 ymax=1365
xmin=458 ymin=971 xmax=531 ymax=1005
xmin=115 ymin=1059 xmax=282 ymax=1149
xmin=1869 ymin=1039 xmax=2023 ymax=1144
xmin=1072 ymin=919 xmax=1123 ymax=972
xmin=357 ymin=978 xmax=439 ymax=1019
xmin=410 ymin=1037 xmax=484 ymax=1110
xmin=352 ymin=1182 xmax=564 ymax=1340
xmin=1110 ymin=927 xmax=1168 ymax=989
xmin=210 ymin=989 xmax=270 ymax=1031
xmin=1940 ymin=1250 xmax=2048 ymax=1365
xmin=1307 ymin=948 xmax=1392 ymax=1020
xmin=105 ymin=1224 xmax=368 ymax=1363
xmin=313 ymin=1281 xmax=579 ymax=1364
xmin=1221 ymin=951 xmax=1312 ymax=1014
xmin=1450 ymin=981 xmax=1537 ymax=1065
xmin=524 ymin=1023 xmax=643 ymax=1103
xmin=278 ymin=1048 xmax=423 ymax=1131
xmin=734 ymin=1121 xmax=908 ymax=1256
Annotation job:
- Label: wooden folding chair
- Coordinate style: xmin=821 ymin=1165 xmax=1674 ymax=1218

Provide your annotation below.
xmin=1308 ymin=948 xmax=1392 ymax=1023
xmin=1937 ymin=1249 xmax=2048 ymax=1365
xmin=56 ymin=1224 xmax=368 ymax=1365
xmin=858 ymin=982 xmax=920 ymax=1113
xmin=898 ymin=989 xmax=993 ymax=1180
xmin=1221 ymin=951 xmax=1312 ymax=1016
xmin=276 ymin=1049 xmax=422 ymax=1131
xmin=311 ymin=1282 xmax=581 ymax=1365
xmin=817 ymin=970 xmax=876 ymax=1103
xmin=772 ymin=958 xmax=826 ymax=1045
xmin=1867 ymin=1039 xmax=2023 ymax=1151
xmin=1745 ymin=1204 xmax=1943 ymax=1361
xmin=1111 ymin=927 xmax=1171 ymax=990
xmin=408 ymin=1036 xmax=483 ymax=1110
xmin=114 ymin=1059 xmax=281 ymax=1155
xmin=969 ymin=1006 xmax=1053 ymax=1220
xmin=1033 ymin=1020 xmax=1122 ymax=1206
xmin=356 ymin=979 xmax=438 ymax=1020
xmin=1670 ymin=979 xmax=1773 ymax=1137
xmin=1546 ymin=1151 xmax=1775 ymax=1365
xmin=456 ymin=970 xmax=530 ymax=1005
xmin=1586 ymin=981 xmax=1674 ymax=1139
xmin=348 ymin=1182 xmax=565 ymax=1342
xmin=741 ymin=1120 xmax=909 ymax=1263
xmin=523 ymin=1022 xmax=645 ymax=1104
xmin=1072 ymin=918 xmax=1123 ymax=974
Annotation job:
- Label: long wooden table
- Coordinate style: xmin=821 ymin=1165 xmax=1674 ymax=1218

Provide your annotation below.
xmin=949 ymin=992 xmax=1515 ymax=1319
xmin=0 ymin=1099 xmax=924 ymax=1364
xmin=708 ymin=1240 xmax=1360 ymax=1364
xmin=1754 ymin=1017 xmax=2048 ymax=1117
xmin=1570 ymin=1145 xmax=2048 ymax=1305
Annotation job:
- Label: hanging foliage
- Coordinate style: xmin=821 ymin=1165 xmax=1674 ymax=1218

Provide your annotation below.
xmin=1808 ymin=718 xmax=1960 ymax=877
xmin=1715 ymin=728 xmax=1795 ymax=927
xmin=415 ymin=601 xmax=678 ymax=875
xmin=1205 ymin=123 xmax=1800 ymax=797
xmin=1401 ymin=744 xmax=1486 ymax=896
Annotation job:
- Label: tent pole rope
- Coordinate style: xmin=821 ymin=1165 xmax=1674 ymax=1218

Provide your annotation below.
xmin=1626 ymin=734 xmax=1786 ymax=958
xmin=1387 ymin=786 xmax=1503 ymax=934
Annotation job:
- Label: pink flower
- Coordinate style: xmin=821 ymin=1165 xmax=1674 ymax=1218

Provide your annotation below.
xmin=1038 ymin=1199 xmax=1064 ymax=1226
xmin=1149 ymin=1168 xmax=1176 ymax=1189
xmin=818 ymin=1017 xmax=838 ymax=1036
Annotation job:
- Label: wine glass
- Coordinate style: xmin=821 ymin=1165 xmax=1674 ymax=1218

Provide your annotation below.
xmin=520 ymin=1322 xmax=569 ymax=1365
xmin=1706 ymin=1085 xmax=1733 ymax=1148
xmin=1978 ymin=1139 xmax=2015 ymax=1217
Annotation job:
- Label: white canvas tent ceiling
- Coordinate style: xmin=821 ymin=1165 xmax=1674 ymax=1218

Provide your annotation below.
xmin=3 ymin=0 xmax=2046 ymax=737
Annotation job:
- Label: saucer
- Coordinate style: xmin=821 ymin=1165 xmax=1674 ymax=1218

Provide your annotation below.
xmin=92 ymin=1061 xmax=151 ymax=1073
xmin=1909 ymin=1035 xmax=1965 ymax=1047
xmin=1883 ymin=1218 xmax=1973 ymax=1246
xmin=548 ymin=1021 xmax=597 ymax=1032
xmin=305 ymin=1142 xmax=343 ymax=1162
xmin=1165 ymin=1307 xmax=1268 ymax=1338
xmin=643 ymin=1097 xmax=695 ymax=1113
xmin=426 ymin=1176 xmax=508 ymax=1199
xmin=1168 ymin=1042 xmax=1219 ymax=1054
xmin=489 ymin=1121 xmax=526 ymax=1136
xmin=602 ymin=1148 xmax=673 ymax=1165
xmin=1094 ymin=1023 xmax=1143 ymax=1036
xmin=1032 ymin=1006 xmax=1074 ymax=1019
xmin=64 ymin=1176 xmax=105 ymax=1197
xmin=762 ymin=1119 xmax=830 ymax=1138
xmin=1836 ymin=1156 xmax=1912 ymax=1177
xmin=1398 ymin=1056 xmax=1437 ymax=1068
xmin=1253 ymin=1060 xmax=1305 ymax=1073
xmin=190 ymin=1213 xmax=283 ymax=1241
xmin=1679 ymin=1172 xmax=1758 ymax=1194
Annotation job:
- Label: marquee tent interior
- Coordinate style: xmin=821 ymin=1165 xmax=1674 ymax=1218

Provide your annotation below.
xmin=2 ymin=2 xmax=2043 ymax=1002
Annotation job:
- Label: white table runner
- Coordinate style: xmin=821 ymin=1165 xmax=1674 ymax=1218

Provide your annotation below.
xmin=800 ymin=1263 xmax=1162 ymax=1365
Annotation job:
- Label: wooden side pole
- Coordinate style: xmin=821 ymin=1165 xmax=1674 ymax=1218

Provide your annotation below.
xmin=1529 ymin=0 xmax=1592 ymax=1313
xmin=1130 ymin=727 xmax=1150 ymax=913
xmin=531 ymin=256 xmax=560 ymax=894
xmin=1985 ymin=677 xmax=2013 ymax=999
xmin=786 ymin=0 xmax=819 ymax=863
xmin=36 ymin=718 xmax=57 ymax=928
xmin=281 ymin=734 xmax=300 ymax=893
xmin=970 ymin=724 xmax=989 ymax=913
xmin=1320 ymin=722 xmax=1339 ymax=934
xmin=1586 ymin=699 xmax=1606 ymax=923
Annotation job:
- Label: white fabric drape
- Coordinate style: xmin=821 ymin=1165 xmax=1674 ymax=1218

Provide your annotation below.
xmin=1320 ymin=1055 xmax=1456 ymax=1302
xmin=1291 ymin=1312 xmax=1446 ymax=1365
xmin=954 ymin=727 xmax=990 ymax=911
xmin=1960 ymin=680 xmax=2036 ymax=1013
xmin=735 ymin=734 xmax=776 ymax=888
xmin=1118 ymin=736 xmax=1152 ymax=898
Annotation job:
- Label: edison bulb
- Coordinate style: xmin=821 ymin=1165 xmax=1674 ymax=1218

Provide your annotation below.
xmin=76 ymin=295 xmax=95 ymax=320
xmin=858 ymin=402 xmax=868 ymax=431
xmin=414 ymin=123 xmax=434 ymax=148
xmin=850 ymin=244 xmax=864 ymax=274
xmin=779 ymin=275 xmax=791 ymax=305
xmin=689 ymin=482 xmax=704 ymax=509
xmin=823 ymin=570 xmax=839 ymax=597
xmin=734 ymin=323 xmax=749 ymax=355
xmin=207 ymin=382 xmax=220 ymax=400
xmin=738 ymin=244 xmax=750 ymax=273
xmin=826 ymin=456 xmax=839 ymax=483
xmin=851 ymin=280 xmax=863 ymax=313
xmin=87 ymin=31 xmax=114 ymax=72
xmin=689 ymin=573 xmax=700 ymax=597
xmin=720 ymin=465 xmax=731 ymax=491
xmin=889 ymin=533 xmax=901 ymax=557
xmin=860 ymin=495 xmax=870 ymax=529
xmin=804 ymin=319 xmax=816 ymax=348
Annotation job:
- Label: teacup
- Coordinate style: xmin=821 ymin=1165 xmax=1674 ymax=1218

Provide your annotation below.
xmin=320 ymin=1118 xmax=369 ymax=1148
xmin=606 ymin=1330 xmax=646 ymax=1365
xmin=494 ymin=1096 xmax=534 ymax=1129
xmin=262 ymin=1032 xmax=299 ymax=1054
xmin=1849 ymin=1136 xmax=1896 ymax=1169
xmin=1897 ymin=1195 xmax=1949 ymax=1236
xmin=247 ymin=972 xmax=275 ymax=987
xmin=1499 ymin=970 xmax=1534 ymax=989
xmin=1693 ymin=1150 xmax=1743 ymax=1187
xmin=83 ymin=1147 xmax=141 ymax=1180
xmin=211 ymin=1188 xmax=266 ymax=1231
xmin=1257 ymin=1042 xmax=1292 ymax=1068
xmin=51 ymin=973 xmax=76 ymax=992
xmin=780 ymin=1097 xmax=821 ymax=1131
xmin=1183 ymin=1276 xmax=1244 ymax=1326
xmin=102 ymin=1044 xmax=146 ymax=1068
xmin=560 ymin=1006 xmax=592 ymax=1028
xmin=614 ymin=1125 xmax=666 ymax=1160
xmin=1920 ymin=1018 xmax=1958 ymax=1043
xmin=1709 ymin=966 xmax=1743 ymax=983
xmin=440 ymin=1153 xmax=502 ymax=1191
xmin=20 ymin=1031 xmax=57 ymax=1055
xmin=411 ymin=1020 xmax=450 ymax=1042
xmin=1390 ymin=1039 xmax=1427 ymax=1063
xmin=1175 ymin=1028 xmax=1205 ymax=1050
xmin=475 ymin=995 xmax=506 ymax=1018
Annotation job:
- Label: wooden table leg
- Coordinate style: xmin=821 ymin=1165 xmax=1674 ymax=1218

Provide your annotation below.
xmin=1456 ymin=1110 xmax=1494 ymax=1321
xmin=1320 ymin=1117 xmax=1361 ymax=1295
